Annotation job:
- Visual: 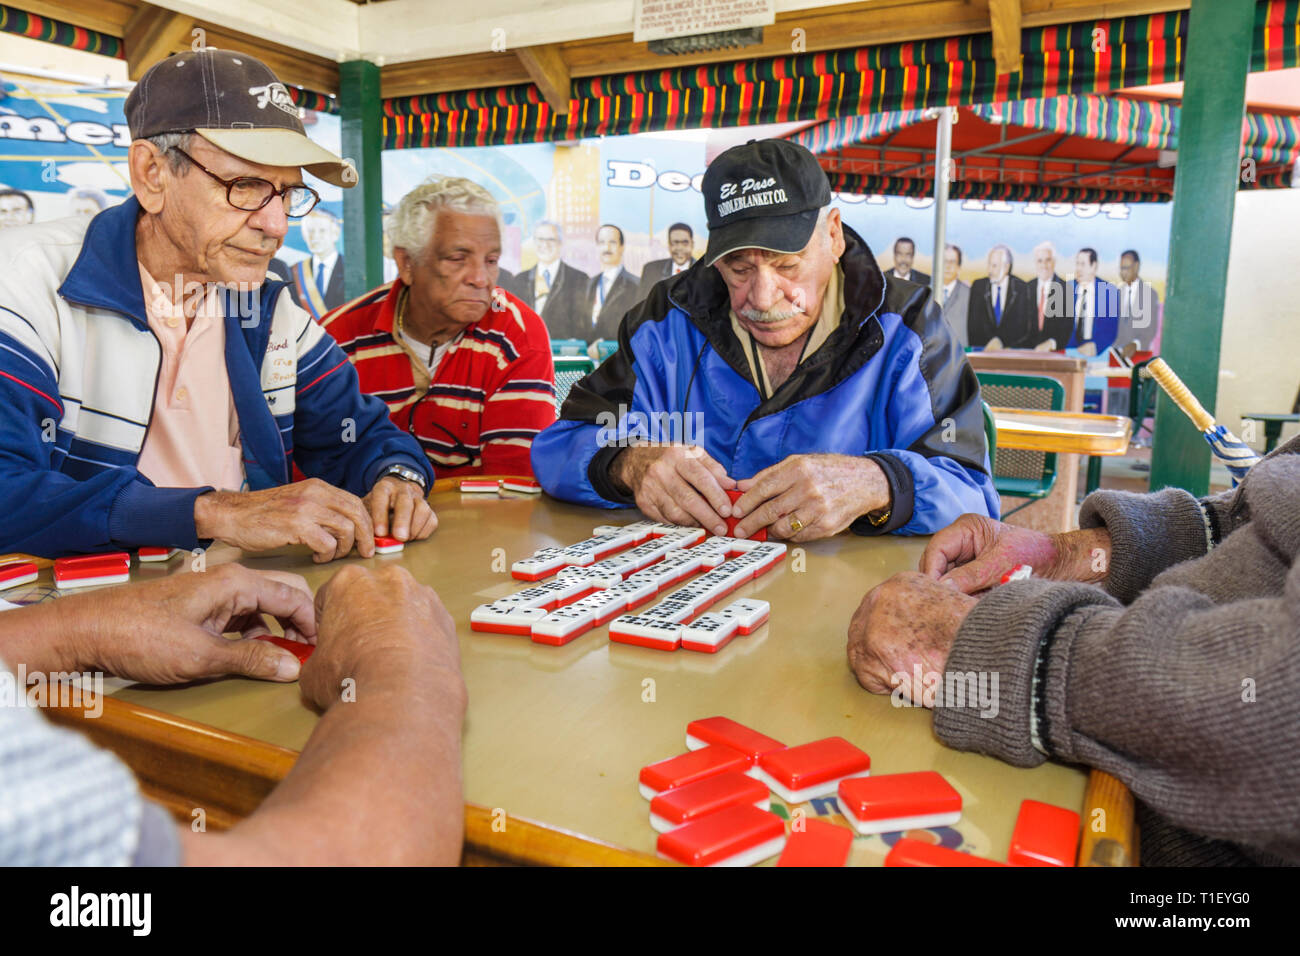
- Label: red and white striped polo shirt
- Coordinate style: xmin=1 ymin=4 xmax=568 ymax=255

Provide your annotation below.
xmin=321 ymin=279 xmax=556 ymax=479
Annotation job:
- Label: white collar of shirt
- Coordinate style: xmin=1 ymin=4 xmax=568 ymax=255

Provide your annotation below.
xmin=400 ymin=327 xmax=451 ymax=378
xmin=944 ymin=279 xmax=957 ymax=297
xmin=538 ymin=261 xmax=558 ymax=282
xmin=893 ymin=268 xmax=912 ymax=281
xmin=992 ymin=276 xmax=1009 ymax=298
xmin=672 ymin=260 xmax=690 ymax=274
xmin=602 ymin=266 xmax=623 ymax=285
xmin=312 ymin=251 xmax=339 ymax=282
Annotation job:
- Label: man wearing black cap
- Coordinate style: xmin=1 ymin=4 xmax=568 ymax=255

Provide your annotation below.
xmin=531 ymin=139 xmax=996 ymax=540
xmin=0 ymin=49 xmax=436 ymax=560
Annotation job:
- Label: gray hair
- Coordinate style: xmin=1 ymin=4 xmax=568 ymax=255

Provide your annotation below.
xmin=533 ymin=218 xmax=563 ymax=242
xmin=1032 ymin=240 xmax=1057 ymax=260
xmin=390 ymin=176 xmax=502 ymax=261
xmin=988 ymin=243 xmax=1014 ymax=270
xmin=146 ymin=132 xmax=194 ymax=174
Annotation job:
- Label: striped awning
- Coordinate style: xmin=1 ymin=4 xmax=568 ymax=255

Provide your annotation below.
xmin=824 ymin=172 xmax=1180 ymax=205
xmin=793 ymin=93 xmax=1299 ymax=201
xmin=0 ymin=4 xmax=121 ymax=58
xmin=383 ymin=1 xmax=1300 ymax=150
xmin=0 ymin=3 xmax=339 ymax=115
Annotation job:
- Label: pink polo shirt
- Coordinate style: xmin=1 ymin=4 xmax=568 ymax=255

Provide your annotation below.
xmin=134 ymin=265 xmax=245 ymax=492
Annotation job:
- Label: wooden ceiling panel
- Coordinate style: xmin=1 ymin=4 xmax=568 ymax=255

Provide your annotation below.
xmin=381 ymin=50 xmax=530 ymax=100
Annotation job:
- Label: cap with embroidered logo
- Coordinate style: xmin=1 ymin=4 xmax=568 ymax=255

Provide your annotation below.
xmin=125 ymin=48 xmax=355 ymax=188
xmin=702 ymin=138 xmax=832 ymax=266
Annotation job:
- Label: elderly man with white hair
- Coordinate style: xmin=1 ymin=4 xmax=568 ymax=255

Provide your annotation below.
xmin=1026 ymin=240 xmax=1073 ymax=351
xmin=322 ymin=176 xmax=556 ymax=479
xmin=531 ymin=139 xmax=996 ymax=540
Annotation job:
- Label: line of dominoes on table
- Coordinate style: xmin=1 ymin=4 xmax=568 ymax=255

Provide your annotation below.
xmin=470 ymin=520 xmax=786 ymax=649
xmin=638 ymin=716 xmax=1083 ymax=867
xmin=1 ymin=534 xmax=414 ymax=596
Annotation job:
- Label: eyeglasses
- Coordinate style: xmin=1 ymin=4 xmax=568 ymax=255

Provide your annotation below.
xmin=170 ymin=146 xmax=321 ymax=218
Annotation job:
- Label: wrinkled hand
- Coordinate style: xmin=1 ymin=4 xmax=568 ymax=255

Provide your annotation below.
xmin=731 ymin=453 xmax=889 ymax=541
xmin=918 ymin=513 xmax=1111 ymax=593
xmin=611 ymin=444 xmax=737 ymax=535
xmin=1078 ymin=341 xmax=1098 ymax=357
xmin=300 ymin=564 xmax=461 ymax=714
xmin=364 ymin=475 xmax=438 ymax=542
xmin=196 ymin=478 xmax=377 ymax=563
xmin=1034 ymin=338 xmax=1057 ymax=352
xmin=846 ymin=571 xmax=977 ymax=698
xmin=985 ymin=335 xmax=1004 ymax=351
xmin=62 ymin=564 xmax=316 ymax=685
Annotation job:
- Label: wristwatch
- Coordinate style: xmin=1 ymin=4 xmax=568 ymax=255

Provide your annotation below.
xmin=380 ymin=463 xmax=428 ymax=492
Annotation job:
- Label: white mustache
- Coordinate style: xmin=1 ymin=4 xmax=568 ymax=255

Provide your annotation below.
xmin=740 ymin=305 xmax=802 ymax=323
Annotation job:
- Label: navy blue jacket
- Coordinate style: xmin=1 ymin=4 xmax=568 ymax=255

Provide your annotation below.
xmin=530 ymin=225 xmax=997 ymax=535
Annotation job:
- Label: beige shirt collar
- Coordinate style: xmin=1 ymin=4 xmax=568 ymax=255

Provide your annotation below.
xmin=730 ymin=264 xmax=844 ymax=397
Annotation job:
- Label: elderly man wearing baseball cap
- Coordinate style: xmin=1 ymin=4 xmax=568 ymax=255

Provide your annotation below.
xmin=531 ymin=139 xmax=997 ymax=540
xmin=0 ymin=49 xmax=436 ymax=560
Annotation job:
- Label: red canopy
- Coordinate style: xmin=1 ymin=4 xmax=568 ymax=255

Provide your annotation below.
xmin=792 ymin=93 xmax=1298 ymax=203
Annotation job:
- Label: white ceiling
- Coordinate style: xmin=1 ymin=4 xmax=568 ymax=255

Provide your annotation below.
xmin=153 ymin=0 xmax=859 ymax=64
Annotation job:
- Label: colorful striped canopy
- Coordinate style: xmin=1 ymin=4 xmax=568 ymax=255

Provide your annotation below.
xmin=383 ymin=1 xmax=1300 ymax=150
xmin=793 ymin=94 xmax=1299 ymax=202
xmin=0 ymin=4 xmax=339 ymax=115
xmin=0 ymin=4 xmax=122 ymax=58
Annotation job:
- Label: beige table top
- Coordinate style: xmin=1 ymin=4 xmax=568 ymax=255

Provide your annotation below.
xmin=106 ymin=490 xmax=1087 ymax=865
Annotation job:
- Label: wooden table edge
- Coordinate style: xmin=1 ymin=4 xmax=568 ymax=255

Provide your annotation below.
xmin=42 ymin=694 xmax=671 ymax=867
xmin=990 ymin=408 xmax=1134 ymax=456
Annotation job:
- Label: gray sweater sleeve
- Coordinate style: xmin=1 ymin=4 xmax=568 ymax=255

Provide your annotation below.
xmin=1078 ymin=488 xmax=1214 ymax=603
xmin=936 ymin=561 xmax=1300 ymax=862
xmin=1079 ymin=434 xmax=1300 ymax=604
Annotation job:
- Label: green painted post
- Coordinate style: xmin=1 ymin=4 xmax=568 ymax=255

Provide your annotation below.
xmin=339 ymin=59 xmax=383 ymax=300
xmin=1148 ymin=0 xmax=1255 ymax=496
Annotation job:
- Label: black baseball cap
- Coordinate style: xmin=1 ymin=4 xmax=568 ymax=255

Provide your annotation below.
xmin=702 ymin=139 xmax=832 ymax=266
xmin=125 ymin=49 xmax=356 ymax=188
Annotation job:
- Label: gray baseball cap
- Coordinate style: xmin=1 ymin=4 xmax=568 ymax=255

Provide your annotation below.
xmin=125 ymin=48 xmax=356 ymax=188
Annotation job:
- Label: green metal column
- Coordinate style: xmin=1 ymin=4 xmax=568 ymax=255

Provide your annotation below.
xmin=339 ymin=59 xmax=383 ymax=299
xmin=1148 ymin=0 xmax=1254 ymax=496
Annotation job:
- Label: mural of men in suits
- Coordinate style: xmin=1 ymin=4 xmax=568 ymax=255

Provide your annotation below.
xmin=586 ymin=223 xmax=639 ymax=342
xmin=0 ymin=188 xmax=34 ymax=228
xmin=637 ymin=221 xmax=696 ymax=302
xmin=967 ymin=244 xmax=1032 ymax=349
xmin=1068 ymin=247 xmax=1120 ymax=356
xmin=277 ymin=208 xmax=347 ymax=319
xmin=1115 ymin=249 xmax=1162 ymax=352
xmin=1026 ymin=241 xmax=1074 ymax=351
xmin=940 ymin=243 xmax=970 ymax=349
xmin=511 ymin=219 xmax=589 ymax=341
xmin=889 ymin=236 xmax=930 ymax=287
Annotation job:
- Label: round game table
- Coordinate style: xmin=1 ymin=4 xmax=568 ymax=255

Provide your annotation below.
xmin=28 ymin=479 xmax=1135 ymax=866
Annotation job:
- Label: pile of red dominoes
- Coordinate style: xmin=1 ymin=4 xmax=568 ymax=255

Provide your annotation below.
xmin=639 ymin=716 xmax=1081 ymax=867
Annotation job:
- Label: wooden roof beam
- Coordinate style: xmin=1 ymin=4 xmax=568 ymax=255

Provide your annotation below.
xmin=124 ymin=3 xmax=195 ymax=82
xmin=989 ymin=0 xmax=1023 ymax=75
xmin=515 ymin=44 xmax=571 ymax=115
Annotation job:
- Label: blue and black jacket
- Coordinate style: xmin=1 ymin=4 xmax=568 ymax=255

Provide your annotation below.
xmin=530 ymin=224 xmax=997 ymax=535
